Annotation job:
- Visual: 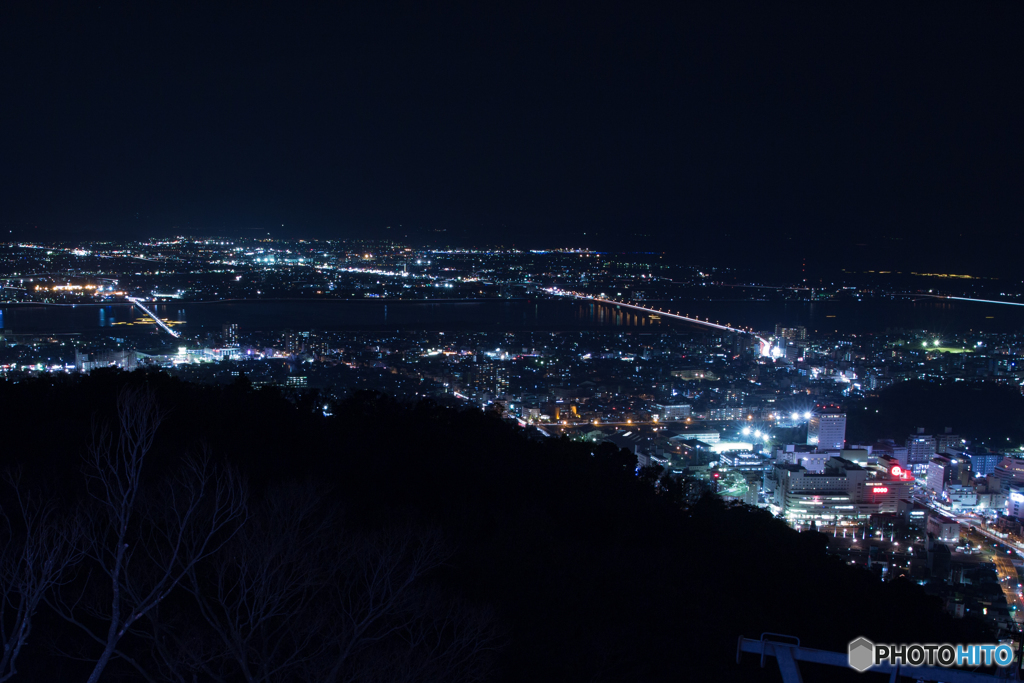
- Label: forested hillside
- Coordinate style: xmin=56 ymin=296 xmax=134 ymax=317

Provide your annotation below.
xmin=0 ymin=370 xmax=990 ymax=682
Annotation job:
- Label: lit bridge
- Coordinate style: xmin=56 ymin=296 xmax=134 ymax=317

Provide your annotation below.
xmin=126 ymin=297 xmax=181 ymax=338
xmin=545 ymin=288 xmax=770 ymax=356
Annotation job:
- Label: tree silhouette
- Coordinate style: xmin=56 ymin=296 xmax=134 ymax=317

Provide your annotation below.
xmin=47 ymin=387 xmax=247 ymax=683
xmin=0 ymin=473 xmax=82 ymax=682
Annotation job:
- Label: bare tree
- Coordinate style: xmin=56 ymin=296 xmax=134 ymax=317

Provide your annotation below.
xmin=314 ymin=526 xmax=454 ymax=683
xmin=149 ymin=485 xmax=334 ymax=683
xmin=0 ymin=472 xmax=82 ymax=682
xmin=48 ymin=387 xmax=247 ymax=683
xmin=400 ymin=593 xmax=501 ymax=683
xmin=148 ymin=514 xmax=501 ymax=683
xmin=347 ymin=590 xmax=501 ymax=683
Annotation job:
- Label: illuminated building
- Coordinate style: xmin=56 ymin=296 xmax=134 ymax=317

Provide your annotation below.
xmin=771 ymin=456 xmax=913 ymax=521
xmin=906 ymin=429 xmax=937 ymax=465
xmin=280 ymin=330 xmax=303 ymax=355
xmin=74 ymin=349 xmax=137 ymax=372
xmin=706 ymin=406 xmax=747 ymax=421
xmin=966 ymin=452 xmax=1001 ymax=478
xmin=946 ymin=484 xmax=978 ymax=511
xmin=896 ymin=500 xmax=930 ymax=528
xmin=1006 ymin=486 xmax=1024 ymax=520
xmin=926 ymin=455 xmax=960 ymax=494
xmin=934 ymin=427 xmax=961 ymax=454
xmin=653 ymin=403 xmax=692 ymax=421
xmin=807 ymin=412 xmax=846 ymax=450
xmin=926 ymin=514 xmax=961 ymax=544
xmin=718 ymin=451 xmax=767 ymax=474
xmin=993 ymin=456 xmax=1024 ymax=494
xmin=774 ymin=444 xmax=827 ymax=473
xmin=940 ymin=442 xmax=1000 ymax=478
xmin=668 ymin=429 xmax=720 ymax=445
xmin=305 ymin=331 xmax=330 ymax=359
xmin=870 ymin=440 xmax=909 ymax=468
xmin=774 ymin=325 xmax=807 ymax=340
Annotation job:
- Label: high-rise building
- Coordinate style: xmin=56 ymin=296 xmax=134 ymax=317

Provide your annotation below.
xmin=906 ymin=429 xmax=937 ymax=465
xmin=935 ymin=428 xmax=961 ymax=454
xmin=280 ymin=330 xmax=305 ymax=355
xmin=872 ymin=440 xmax=909 ymax=468
xmin=222 ymin=322 xmax=239 ymax=345
xmin=926 ymin=456 xmax=956 ymax=494
xmin=1006 ymin=486 xmax=1024 ymax=520
xmin=967 ymin=452 xmax=1001 ymax=478
xmin=808 ymin=413 xmax=846 ymax=450
xmin=306 ymin=330 xmax=329 ymax=359
xmin=994 ymin=457 xmax=1024 ymax=494
xmin=774 ymin=325 xmax=807 ymax=341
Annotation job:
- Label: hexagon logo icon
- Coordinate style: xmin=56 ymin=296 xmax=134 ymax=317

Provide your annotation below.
xmin=848 ymin=637 xmax=875 ymax=672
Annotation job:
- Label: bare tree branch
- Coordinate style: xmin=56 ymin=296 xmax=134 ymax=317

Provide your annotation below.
xmin=315 ymin=526 xmax=454 ymax=683
xmin=51 ymin=387 xmax=248 ymax=683
xmin=0 ymin=470 xmax=83 ymax=683
xmin=169 ymin=484 xmax=334 ymax=683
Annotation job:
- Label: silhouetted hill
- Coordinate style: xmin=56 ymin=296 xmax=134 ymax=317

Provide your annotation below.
xmin=0 ymin=370 xmax=993 ymax=682
xmin=847 ymin=379 xmax=1024 ymax=447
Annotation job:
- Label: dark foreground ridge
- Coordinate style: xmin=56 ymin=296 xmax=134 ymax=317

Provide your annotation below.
xmin=0 ymin=370 xmax=992 ymax=682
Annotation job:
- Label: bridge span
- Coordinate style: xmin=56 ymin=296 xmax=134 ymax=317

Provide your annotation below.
xmin=545 ymin=288 xmax=770 ymax=356
xmin=127 ymin=297 xmax=181 ymax=338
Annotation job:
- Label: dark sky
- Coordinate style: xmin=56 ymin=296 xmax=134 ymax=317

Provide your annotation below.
xmin=2 ymin=2 xmax=1021 ymax=276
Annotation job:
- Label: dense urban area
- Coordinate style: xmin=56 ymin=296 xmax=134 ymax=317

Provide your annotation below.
xmin=4 ymin=236 xmax=1024 ymax=651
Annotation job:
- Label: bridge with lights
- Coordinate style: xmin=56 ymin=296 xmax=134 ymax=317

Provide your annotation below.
xmin=127 ymin=297 xmax=181 ymax=338
xmin=545 ymin=288 xmax=770 ymax=355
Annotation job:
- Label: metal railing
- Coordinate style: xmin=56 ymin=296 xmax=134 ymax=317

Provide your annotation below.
xmin=737 ymin=633 xmax=1013 ymax=682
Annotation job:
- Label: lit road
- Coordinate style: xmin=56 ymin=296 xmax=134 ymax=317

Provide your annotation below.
xmin=963 ymin=527 xmax=1024 ymax=623
xmin=914 ymin=495 xmax=1024 ymax=624
xmin=992 ymin=553 xmax=1024 ymax=621
xmin=544 ymin=287 xmax=771 ymax=355
xmin=549 ymin=420 xmax=666 ymax=428
xmin=127 ymin=297 xmax=181 ymax=338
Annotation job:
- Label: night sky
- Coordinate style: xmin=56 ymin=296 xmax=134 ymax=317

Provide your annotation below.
xmin=2 ymin=2 xmax=1021 ymax=276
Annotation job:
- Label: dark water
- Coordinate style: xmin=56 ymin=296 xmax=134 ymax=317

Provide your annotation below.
xmin=0 ymin=297 xmax=1021 ymax=335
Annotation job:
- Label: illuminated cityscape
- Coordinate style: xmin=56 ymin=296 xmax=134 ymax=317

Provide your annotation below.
xmin=2 ymin=236 xmax=1024 ymax=678
xmin=2 ymin=2 xmax=1023 ymax=681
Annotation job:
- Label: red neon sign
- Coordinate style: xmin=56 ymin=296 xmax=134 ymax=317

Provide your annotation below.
xmin=872 ymin=487 xmax=889 ymax=494
xmin=890 ymin=465 xmax=912 ymax=481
